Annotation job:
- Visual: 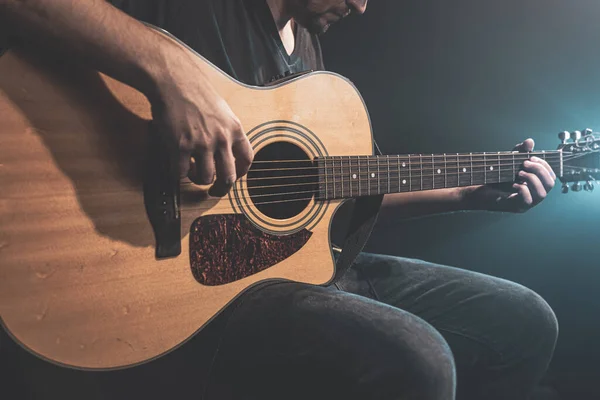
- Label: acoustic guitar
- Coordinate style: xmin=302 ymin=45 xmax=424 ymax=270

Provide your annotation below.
xmin=0 ymin=25 xmax=598 ymax=370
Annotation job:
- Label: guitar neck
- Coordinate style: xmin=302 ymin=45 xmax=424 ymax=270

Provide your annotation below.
xmin=316 ymin=151 xmax=563 ymax=200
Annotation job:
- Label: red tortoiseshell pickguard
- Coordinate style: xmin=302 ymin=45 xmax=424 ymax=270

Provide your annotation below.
xmin=189 ymin=214 xmax=312 ymax=286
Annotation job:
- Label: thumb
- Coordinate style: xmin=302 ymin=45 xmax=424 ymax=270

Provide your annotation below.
xmin=513 ymin=138 xmax=535 ymax=153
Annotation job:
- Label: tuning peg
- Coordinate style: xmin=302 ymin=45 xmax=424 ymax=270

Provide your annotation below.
xmin=573 ymin=130 xmax=582 ymax=141
xmin=584 ymin=128 xmax=593 ymax=136
xmin=562 ymin=183 xmax=570 ymax=193
xmin=584 ymin=181 xmax=595 ymax=192
xmin=572 ymin=182 xmax=583 ymax=192
xmin=559 ymin=131 xmax=571 ymax=144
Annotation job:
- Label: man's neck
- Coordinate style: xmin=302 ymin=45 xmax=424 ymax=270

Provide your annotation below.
xmin=266 ymin=0 xmax=296 ymax=55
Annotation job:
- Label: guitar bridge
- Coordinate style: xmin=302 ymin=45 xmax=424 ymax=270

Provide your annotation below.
xmin=143 ymin=126 xmax=181 ymax=259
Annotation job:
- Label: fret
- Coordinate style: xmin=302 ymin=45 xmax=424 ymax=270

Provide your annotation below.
xmin=497 ymin=152 xmax=501 ymax=184
xmin=350 ymin=156 xmax=354 ymax=198
xmin=339 ymin=156 xmax=343 ymax=198
xmin=366 ymin=156 xmax=371 ymax=196
xmin=408 ymin=154 xmax=413 ymax=192
xmin=431 ymin=154 xmax=435 ymax=190
xmin=457 ymin=153 xmax=468 ymax=187
xmin=351 ymin=156 xmax=359 ymax=197
xmin=432 ymin=153 xmax=445 ymax=190
xmin=470 ymin=153 xmax=473 ymax=186
xmin=456 ymin=153 xmax=461 ymax=186
xmin=317 ymin=158 xmax=327 ymax=199
xmin=444 ymin=153 xmax=448 ymax=188
xmin=377 ymin=156 xmax=381 ymax=195
xmin=343 ymin=156 xmax=348 ymax=198
xmin=347 ymin=156 xmax=352 ymax=198
xmin=331 ymin=157 xmax=337 ymax=199
xmin=420 ymin=154 xmax=423 ymax=191
xmin=324 ymin=158 xmax=330 ymax=199
xmin=397 ymin=155 xmax=402 ymax=193
xmin=346 ymin=156 xmax=351 ymax=198
xmin=483 ymin=152 xmax=487 ymax=185
xmin=357 ymin=156 xmax=362 ymax=196
xmin=373 ymin=157 xmax=377 ymax=195
xmin=386 ymin=155 xmax=391 ymax=194
xmin=345 ymin=156 xmax=350 ymax=198
xmin=447 ymin=153 xmax=459 ymax=188
xmin=512 ymin=152 xmax=516 ymax=180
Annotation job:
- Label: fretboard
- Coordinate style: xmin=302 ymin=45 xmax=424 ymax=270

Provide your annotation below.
xmin=316 ymin=151 xmax=562 ymax=200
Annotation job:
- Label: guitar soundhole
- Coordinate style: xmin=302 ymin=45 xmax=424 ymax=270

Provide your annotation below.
xmin=247 ymin=142 xmax=318 ymax=219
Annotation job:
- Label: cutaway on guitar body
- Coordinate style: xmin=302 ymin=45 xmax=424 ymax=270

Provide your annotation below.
xmin=0 ymin=25 xmax=375 ymax=369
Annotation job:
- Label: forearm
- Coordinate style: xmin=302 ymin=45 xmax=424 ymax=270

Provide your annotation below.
xmin=378 ymin=186 xmax=479 ymax=221
xmin=0 ymin=0 xmax=182 ymax=99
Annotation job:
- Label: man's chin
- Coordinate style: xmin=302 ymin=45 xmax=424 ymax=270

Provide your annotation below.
xmin=305 ymin=21 xmax=331 ymax=35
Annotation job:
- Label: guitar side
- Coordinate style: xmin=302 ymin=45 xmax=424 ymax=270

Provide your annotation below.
xmin=0 ymin=28 xmax=374 ymax=369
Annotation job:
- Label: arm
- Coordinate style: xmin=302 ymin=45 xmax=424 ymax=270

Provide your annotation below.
xmin=0 ymin=0 xmax=253 ymax=195
xmin=1 ymin=0 xmax=172 ymax=103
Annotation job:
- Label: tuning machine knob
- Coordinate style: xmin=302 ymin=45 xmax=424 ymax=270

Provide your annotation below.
xmin=572 ymin=182 xmax=583 ymax=192
xmin=584 ymin=181 xmax=595 ymax=192
xmin=584 ymin=128 xmax=593 ymax=136
xmin=573 ymin=130 xmax=583 ymax=141
xmin=562 ymin=183 xmax=569 ymax=193
xmin=559 ymin=131 xmax=571 ymax=144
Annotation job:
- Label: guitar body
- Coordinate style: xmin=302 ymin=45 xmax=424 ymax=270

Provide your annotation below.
xmin=0 ymin=28 xmax=373 ymax=369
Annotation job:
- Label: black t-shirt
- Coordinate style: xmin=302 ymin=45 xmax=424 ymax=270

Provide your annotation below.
xmin=109 ymin=0 xmax=325 ymax=86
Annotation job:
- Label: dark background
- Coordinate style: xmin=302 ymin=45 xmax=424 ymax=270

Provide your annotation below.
xmin=321 ymin=0 xmax=600 ymax=398
xmin=2 ymin=0 xmax=600 ymax=399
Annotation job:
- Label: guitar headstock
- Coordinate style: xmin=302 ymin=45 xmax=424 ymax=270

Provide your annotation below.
xmin=558 ymin=128 xmax=600 ymax=193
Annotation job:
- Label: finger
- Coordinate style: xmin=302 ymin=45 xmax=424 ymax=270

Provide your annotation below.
xmin=152 ymin=121 xmax=186 ymax=181
xmin=179 ymin=149 xmax=192 ymax=180
xmin=510 ymin=183 xmax=533 ymax=210
xmin=189 ymin=150 xmax=215 ymax=185
xmin=209 ymin=147 xmax=237 ymax=197
xmin=518 ymin=170 xmax=547 ymax=203
xmin=523 ymin=159 xmax=555 ymax=192
xmin=232 ymin=137 xmax=254 ymax=179
xmin=513 ymin=138 xmax=535 ymax=153
xmin=529 ymin=156 xmax=557 ymax=180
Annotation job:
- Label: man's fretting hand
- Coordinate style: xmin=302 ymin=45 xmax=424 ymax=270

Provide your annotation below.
xmin=462 ymin=138 xmax=557 ymax=213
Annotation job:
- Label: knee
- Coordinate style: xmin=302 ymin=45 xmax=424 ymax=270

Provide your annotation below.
xmin=499 ymin=283 xmax=559 ymax=357
xmin=371 ymin=313 xmax=457 ymax=399
xmin=520 ymin=286 xmax=559 ymax=346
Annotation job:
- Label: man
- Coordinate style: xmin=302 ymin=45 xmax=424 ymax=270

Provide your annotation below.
xmin=0 ymin=1 xmax=558 ymax=399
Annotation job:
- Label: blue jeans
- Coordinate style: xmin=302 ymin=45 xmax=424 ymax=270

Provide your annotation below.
xmin=201 ymin=252 xmax=558 ymax=400
xmin=1 ymin=253 xmax=558 ymax=400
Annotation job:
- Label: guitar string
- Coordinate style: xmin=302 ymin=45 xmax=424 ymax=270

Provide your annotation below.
xmin=178 ymin=165 xmax=592 ymax=213
xmin=246 ymin=151 xmax=566 ymax=164
xmin=227 ymin=165 xmax=586 ymax=201
xmin=179 ymin=161 xmax=588 ymax=194
xmin=245 ymin=152 xmax=592 ymax=166
xmin=240 ymin=159 xmax=563 ymax=182
xmin=222 ymin=153 xmax=591 ymax=181
xmin=248 ymin=155 xmax=564 ymax=173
